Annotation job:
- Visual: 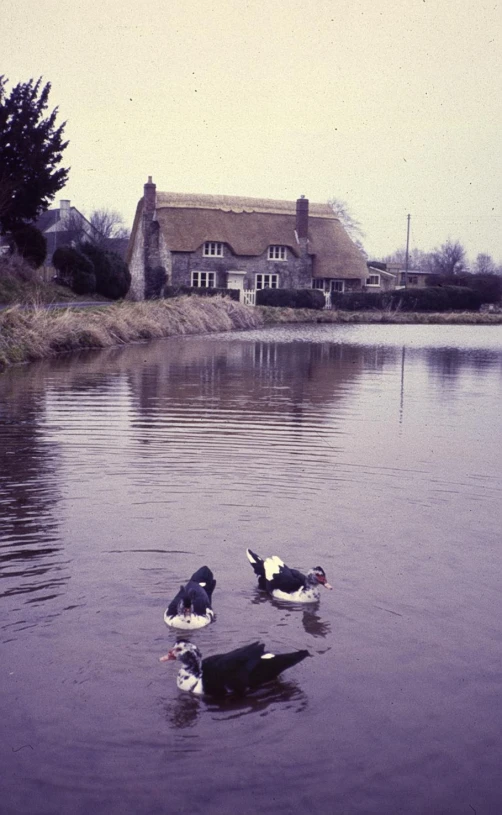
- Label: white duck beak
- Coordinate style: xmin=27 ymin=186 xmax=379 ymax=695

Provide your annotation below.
xmin=159 ymin=649 xmax=177 ymax=662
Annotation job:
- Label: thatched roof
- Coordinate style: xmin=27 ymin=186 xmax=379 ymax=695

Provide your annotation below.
xmin=129 ymin=191 xmax=367 ymax=279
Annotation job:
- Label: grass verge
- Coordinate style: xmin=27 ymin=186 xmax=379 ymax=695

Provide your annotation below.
xmin=258 ymin=306 xmax=502 ymax=325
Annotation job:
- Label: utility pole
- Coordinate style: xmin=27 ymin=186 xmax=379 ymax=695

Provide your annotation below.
xmin=403 ymin=213 xmax=411 ymax=287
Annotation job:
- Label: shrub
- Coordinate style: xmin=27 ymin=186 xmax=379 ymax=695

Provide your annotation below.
xmin=78 ymin=243 xmax=131 ymax=300
xmin=429 ymin=273 xmax=501 ymax=304
xmin=53 ymin=246 xmax=96 ymax=294
xmin=104 ymin=251 xmax=131 ymax=300
xmin=331 ymin=290 xmax=385 ymax=311
xmin=9 ymin=225 xmax=47 ymax=268
xmin=294 ymin=288 xmax=326 ymax=310
xmin=256 ymin=288 xmax=298 ymax=308
xmin=145 ymin=265 xmax=167 ymax=300
xmin=333 ymin=286 xmax=483 ymax=312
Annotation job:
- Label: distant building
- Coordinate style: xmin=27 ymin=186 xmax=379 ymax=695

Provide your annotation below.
xmin=34 ymin=200 xmax=100 ymax=263
xmin=366 ymin=260 xmax=435 ymax=290
xmin=127 ymin=178 xmax=369 ymax=301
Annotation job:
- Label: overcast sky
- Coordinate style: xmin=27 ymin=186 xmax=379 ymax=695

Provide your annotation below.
xmin=3 ymin=0 xmax=501 ymax=262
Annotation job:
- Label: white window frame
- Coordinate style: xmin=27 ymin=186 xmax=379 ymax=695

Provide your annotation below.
xmin=267 ymin=245 xmax=287 ymax=261
xmin=330 ymin=280 xmax=345 ymax=293
xmin=366 ymin=274 xmax=380 ymax=287
xmin=312 ymin=279 xmax=345 ymax=293
xmin=202 ymin=241 xmax=224 ymax=257
xmin=192 ymin=271 xmax=216 ymax=288
xmin=256 ymin=273 xmax=279 ymax=290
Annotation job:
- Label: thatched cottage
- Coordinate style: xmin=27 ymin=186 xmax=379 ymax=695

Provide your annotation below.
xmin=127 ymin=178 xmax=368 ymax=301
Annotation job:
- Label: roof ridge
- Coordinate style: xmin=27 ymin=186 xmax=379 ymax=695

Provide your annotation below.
xmin=155 ymin=192 xmax=336 ymax=219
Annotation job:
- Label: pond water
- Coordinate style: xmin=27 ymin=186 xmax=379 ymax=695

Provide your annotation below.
xmin=1 ymin=323 xmax=502 ymax=815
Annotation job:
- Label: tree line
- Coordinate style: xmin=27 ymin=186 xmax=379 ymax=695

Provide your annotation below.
xmin=383 ymin=241 xmax=502 ymax=277
xmin=330 ymin=199 xmax=502 ymax=277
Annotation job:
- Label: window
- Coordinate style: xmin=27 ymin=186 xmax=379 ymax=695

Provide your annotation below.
xmin=366 ymin=274 xmax=380 ymax=287
xmin=312 ymin=279 xmax=325 ymax=290
xmin=268 ymin=245 xmax=287 ymax=261
xmin=330 ymin=280 xmax=345 ymax=293
xmin=408 ymin=275 xmax=418 ymax=285
xmin=192 ymin=271 xmax=216 ymax=288
xmin=256 ymin=273 xmax=278 ymax=290
xmin=203 ymin=242 xmax=223 ymax=257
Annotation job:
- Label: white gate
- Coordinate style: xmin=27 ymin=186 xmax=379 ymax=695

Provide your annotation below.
xmin=242 ymin=290 xmax=256 ymax=306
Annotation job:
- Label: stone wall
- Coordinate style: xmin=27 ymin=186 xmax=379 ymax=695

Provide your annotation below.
xmin=171 ymin=244 xmax=313 ymax=290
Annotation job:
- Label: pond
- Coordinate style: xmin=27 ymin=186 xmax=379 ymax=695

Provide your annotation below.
xmin=1 ymin=323 xmax=502 ymax=815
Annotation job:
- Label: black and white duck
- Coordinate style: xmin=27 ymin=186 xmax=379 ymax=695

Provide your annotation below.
xmin=164 ymin=566 xmax=216 ymax=629
xmin=246 ymin=548 xmax=332 ymax=603
xmin=160 ymin=640 xmax=310 ymax=696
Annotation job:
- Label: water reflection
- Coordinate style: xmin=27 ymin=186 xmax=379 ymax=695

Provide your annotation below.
xmin=162 ymin=678 xmax=308 ymax=731
xmin=162 ymin=692 xmax=201 ymax=729
xmin=301 ymin=609 xmax=331 ymax=638
xmin=206 ymin=680 xmax=308 ymax=720
xmin=0 ymin=368 xmax=67 ymax=619
xmin=425 ymin=346 xmax=502 ymax=381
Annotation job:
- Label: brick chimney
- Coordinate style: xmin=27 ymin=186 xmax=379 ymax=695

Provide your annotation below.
xmin=296 ymin=195 xmax=309 ymax=240
xmin=143 ymin=176 xmax=156 ymax=215
xmin=59 ymin=199 xmax=71 ymax=224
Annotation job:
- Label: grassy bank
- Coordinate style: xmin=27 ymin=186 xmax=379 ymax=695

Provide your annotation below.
xmin=1 ymin=295 xmax=502 ymax=372
xmin=0 ymin=296 xmax=263 ymax=371
xmin=0 ymin=257 xmax=108 ymax=305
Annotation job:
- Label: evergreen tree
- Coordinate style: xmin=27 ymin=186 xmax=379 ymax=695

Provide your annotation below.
xmin=0 ymin=76 xmax=69 ymax=233
xmin=78 ymin=242 xmax=131 ymax=300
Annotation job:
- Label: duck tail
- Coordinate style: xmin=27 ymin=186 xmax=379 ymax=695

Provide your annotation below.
xmin=246 ymin=548 xmax=265 ymax=580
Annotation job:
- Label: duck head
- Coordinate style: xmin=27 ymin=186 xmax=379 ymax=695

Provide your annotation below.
xmin=308 ymin=567 xmax=333 ymax=590
xmin=160 ymin=640 xmax=202 ymax=670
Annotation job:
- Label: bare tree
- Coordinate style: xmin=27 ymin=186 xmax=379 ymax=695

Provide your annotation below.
xmin=63 ymin=209 xmax=94 ymax=246
xmin=430 ymin=239 xmax=467 ymax=276
xmin=89 ymin=209 xmax=130 ymax=248
xmin=383 ymin=247 xmax=435 ymax=272
xmin=472 ymin=253 xmax=497 ymax=275
xmin=328 ymin=197 xmax=366 ymax=255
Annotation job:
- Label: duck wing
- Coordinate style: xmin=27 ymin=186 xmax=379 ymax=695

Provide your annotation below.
xmin=248 ymin=649 xmax=310 ymax=687
xmin=189 ymin=565 xmax=216 ymax=602
xmin=166 ymin=584 xmax=189 ymax=617
xmin=264 ymin=558 xmax=306 ymax=594
xmin=202 ymin=642 xmax=265 ymax=696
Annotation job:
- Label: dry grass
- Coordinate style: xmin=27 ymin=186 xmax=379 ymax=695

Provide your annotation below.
xmin=0 ymin=296 xmax=263 ymax=370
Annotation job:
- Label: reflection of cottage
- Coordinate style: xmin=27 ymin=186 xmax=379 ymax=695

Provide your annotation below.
xmin=34 ymin=200 xmax=99 ymax=262
xmin=127 ymin=178 xmax=368 ymax=301
xmin=366 ymin=261 xmax=435 ymax=290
